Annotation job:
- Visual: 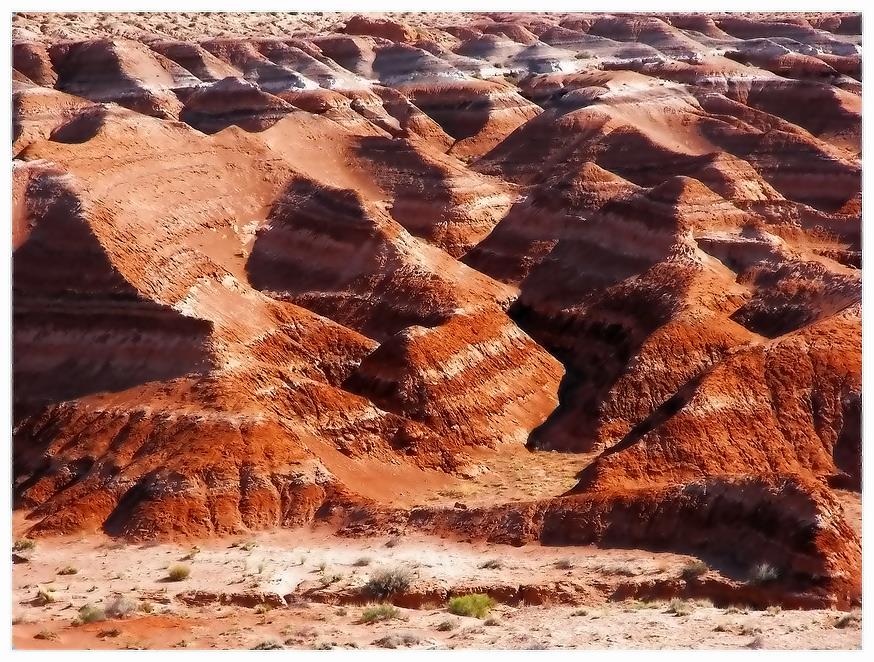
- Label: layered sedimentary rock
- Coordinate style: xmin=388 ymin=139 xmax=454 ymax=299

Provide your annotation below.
xmin=11 ymin=11 xmax=861 ymax=607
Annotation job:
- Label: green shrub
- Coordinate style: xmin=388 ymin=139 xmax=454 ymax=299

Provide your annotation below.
xmin=447 ymin=594 xmax=496 ymax=618
xmin=166 ymin=564 xmax=191 ymax=582
xmin=364 ymin=567 xmax=412 ymax=600
xmin=361 ymin=603 xmax=400 ymax=623
xmin=14 ymin=539 xmax=36 ymax=552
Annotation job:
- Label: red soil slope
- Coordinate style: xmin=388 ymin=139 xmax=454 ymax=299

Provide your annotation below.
xmin=11 ymin=11 xmax=861 ymax=608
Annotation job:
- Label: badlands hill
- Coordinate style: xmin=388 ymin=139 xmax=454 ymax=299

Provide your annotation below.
xmin=12 ymin=11 xmax=861 ymax=610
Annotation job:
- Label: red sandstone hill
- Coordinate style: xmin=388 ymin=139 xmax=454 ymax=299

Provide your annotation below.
xmin=11 ymin=11 xmax=862 ymax=609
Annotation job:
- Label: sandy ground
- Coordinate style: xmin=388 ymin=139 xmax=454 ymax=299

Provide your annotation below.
xmin=12 ymin=523 xmax=861 ymax=650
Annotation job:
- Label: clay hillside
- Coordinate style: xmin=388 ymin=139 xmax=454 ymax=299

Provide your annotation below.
xmin=12 ymin=10 xmax=861 ymax=614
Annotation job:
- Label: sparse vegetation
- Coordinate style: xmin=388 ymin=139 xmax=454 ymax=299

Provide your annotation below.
xmin=105 ymin=594 xmax=138 ymax=619
xmin=254 ymin=603 xmax=273 ymax=615
xmin=74 ymin=604 xmax=106 ymax=625
xmin=484 ymin=616 xmax=501 ymax=626
xmin=554 ymin=558 xmax=574 ymax=570
xmin=361 ymin=603 xmax=400 ymax=623
xmin=748 ymin=563 xmax=780 ymax=585
xmin=681 ymin=560 xmax=708 ymax=581
xmin=353 ymin=557 xmax=371 ymax=567
xmin=834 ymin=611 xmax=861 ymax=629
xmin=181 ymin=546 xmax=200 ymax=561
xmin=13 ymin=539 xmax=36 ymax=552
xmin=574 ymin=51 xmax=594 ymax=59
xmin=666 ymin=598 xmax=693 ymax=616
xmin=35 ymin=586 xmax=55 ymax=606
xmin=34 ymin=630 xmax=58 ymax=641
xmin=239 ymin=541 xmax=258 ymax=552
xmin=478 ymin=559 xmax=503 ymax=570
xmin=364 ymin=567 xmax=412 ymax=600
xmin=374 ymin=632 xmax=420 ymax=648
xmin=166 ymin=564 xmax=191 ymax=582
xmin=447 ymin=594 xmax=496 ymax=618
xmin=571 ymin=608 xmax=588 ymax=617
xmin=139 ymin=601 xmax=154 ymax=614
xmin=436 ymin=620 xmax=457 ymax=631
xmin=58 ymin=565 xmax=78 ymax=576
xmin=385 ymin=537 xmax=401 ymax=548
xmin=252 ymin=640 xmax=283 ymax=650
xmin=98 ymin=628 xmax=122 ymax=638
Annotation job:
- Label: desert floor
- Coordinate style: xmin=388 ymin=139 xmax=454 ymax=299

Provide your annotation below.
xmin=12 ymin=519 xmax=861 ymax=650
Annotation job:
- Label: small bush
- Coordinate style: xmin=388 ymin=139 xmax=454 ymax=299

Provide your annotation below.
xmin=252 ymin=640 xmax=283 ymax=650
xmin=374 ymin=632 xmax=419 ymax=648
xmin=385 ymin=537 xmax=401 ymax=548
xmin=166 ymin=564 xmax=191 ymax=582
xmin=98 ymin=628 xmax=121 ymax=638
xmin=447 ymin=594 xmax=496 ymax=618
xmin=75 ymin=604 xmax=106 ymax=625
xmin=436 ymin=620 xmax=456 ymax=631
xmin=554 ymin=559 xmax=574 ymax=570
xmin=58 ymin=566 xmax=78 ymax=576
xmin=105 ymin=594 xmax=137 ymax=619
xmin=254 ymin=603 xmax=272 ymax=615
xmin=13 ymin=539 xmax=36 ymax=552
xmin=139 ymin=601 xmax=154 ymax=614
xmin=681 ymin=560 xmax=708 ymax=581
xmin=34 ymin=587 xmax=55 ymax=606
xmin=34 ymin=630 xmax=57 ymax=641
xmin=364 ymin=567 xmax=412 ymax=600
xmin=666 ymin=598 xmax=693 ymax=616
xmin=834 ymin=611 xmax=861 ymax=629
xmin=571 ymin=608 xmax=588 ymax=617
xmin=478 ymin=559 xmax=502 ymax=570
xmin=239 ymin=541 xmax=258 ymax=552
xmin=181 ymin=546 xmax=200 ymax=561
xmin=484 ymin=616 xmax=501 ymax=626
xmin=352 ymin=557 xmax=371 ymax=567
xmin=361 ymin=603 xmax=400 ymax=623
xmin=748 ymin=563 xmax=779 ymax=585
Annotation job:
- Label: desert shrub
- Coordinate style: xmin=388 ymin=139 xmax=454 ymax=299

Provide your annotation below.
xmin=364 ymin=567 xmax=412 ymax=600
xmin=166 ymin=564 xmax=191 ymax=582
xmin=105 ymin=594 xmax=137 ymax=619
xmin=361 ymin=603 xmax=400 ymax=623
xmin=666 ymin=598 xmax=693 ymax=616
xmin=834 ymin=611 xmax=861 ymax=629
xmin=252 ymin=640 xmax=283 ymax=650
xmin=14 ymin=539 xmax=36 ymax=552
xmin=478 ymin=559 xmax=502 ymax=570
xmin=554 ymin=559 xmax=574 ymax=570
xmin=571 ymin=608 xmax=588 ymax=617
xmin=254 ymin=603 xmax=272 ymax=615
xmin=436 ymin=620 xmax=457 ymax=631
xmin=35 ymin=587 xmax=55 ymax=606
xmin=352 ymin=557 xmax=371 ymax=567
xmin=385 ymin=537 xmax=401 ymax=548
xmin=34 ymin=630 xmax=57 ymax=641
xmin=681 ymin=560 xmax=708 ymax=581
xmin=748 ymin=563 xmax=779 ymax=585
xmin=58 ymin=565 xmax=78 ymax=576
xmin=75 ymin=604 xmax=106 ymax=625
xmin=484 ymin=616 xmax=501 ymax=626
xmin=139 ymin=601 xmax=154 ymax=614
xmin=447 ymin=594 xmax=496 ymax=618
xmin=574 ymin=51 xmax=594 ymax=59
xmin=374 ymin=632 xmax=419 ymax=648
